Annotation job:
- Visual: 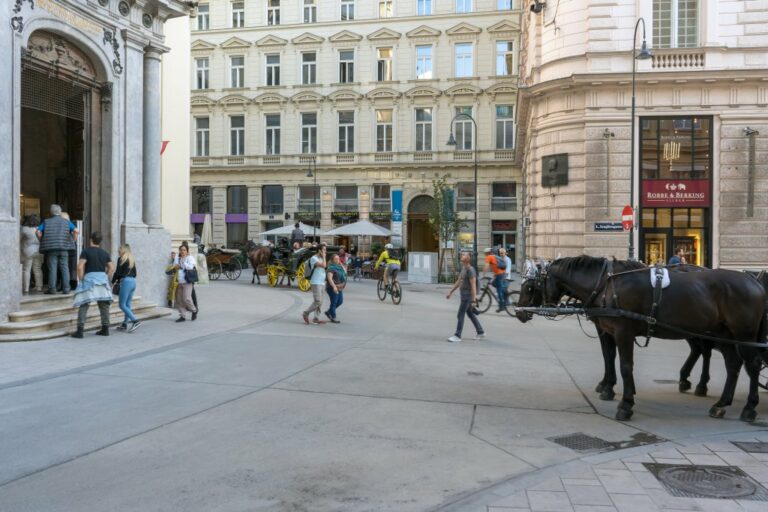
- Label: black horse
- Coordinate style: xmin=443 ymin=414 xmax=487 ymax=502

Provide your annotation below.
xmin=517 ymin=256 xmax=768 ymax=422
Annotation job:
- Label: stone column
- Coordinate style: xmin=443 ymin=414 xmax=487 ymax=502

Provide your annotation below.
xmin=143 ymin=46 xmax=163 ymax=227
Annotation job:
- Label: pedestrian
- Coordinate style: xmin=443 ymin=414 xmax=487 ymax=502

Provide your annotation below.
xmin=445 ymin=252 xmax=484 ymax=343
xmin=325 ymin=253 xmax=346 ymax=323
xmin=180 ymin=241 xmax=199 ymax=314
xmin=36 ymin=204 xmax=78 ymax=294
xmin=338 ymin=247 xmax=349 ymax=269
xmin=499 ymin=248 xmax=513 ymax=281
xmin=173 ymin=244 xmax=198 ymax=322
xmin=483 ymin=247 xmax=507 ymax=313
xmin=668 ymin=247 xmax=686 ymax=266
xmin=302 ymin=243 xmax=327 ymax=325
xmin=113 ymin=244 xmax=140 ymax=332
xmin=60 ymin=212 xmax=79 ymax=292
xmin=71 ymin=232 xmax=114 ymax=338
xmin=290 ymin=223 xmax=305 ymax=247
xmin=165 ymin=251 xmax=178 ymax=308
xmin=20 ymin=215 xmax=44 ymax=294
xmin=352 ymin=255 xmax=363 ymax=281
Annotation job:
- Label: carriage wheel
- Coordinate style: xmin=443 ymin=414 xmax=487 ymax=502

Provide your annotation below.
xmin=226 ymin=259 xmax=242 ymax=280
xmin=209 ymin=262 xmax=223 ymax=281
xmin=267 ymin=266 xmax=279 ymax=287
xmin=296 ymin=264 xmax=311 ymax=292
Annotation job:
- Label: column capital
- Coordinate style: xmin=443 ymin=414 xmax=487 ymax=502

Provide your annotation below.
xmin=144 ymin=45 xmax=169 ymax=60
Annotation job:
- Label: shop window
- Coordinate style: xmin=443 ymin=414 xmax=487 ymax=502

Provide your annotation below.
xmin=226 ymin=223 xmax=247 ymax=249
xmin=640 ymin=117 xmax=712 ymax=180
xmin=227 ymin=185 xmax=247 ymax=214
xmin=262 ymin=185 xmax=283 ymax=214
xmin=192 ymin=187 xmax=211 ymax=214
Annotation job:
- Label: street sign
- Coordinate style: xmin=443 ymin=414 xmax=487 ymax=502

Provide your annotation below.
xmin=594 ymin=222 xmax=623 ymax=232
xmin=621 ymin=205 xmax=634 ymax=231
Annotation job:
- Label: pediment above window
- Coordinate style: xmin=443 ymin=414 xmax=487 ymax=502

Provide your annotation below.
xmin=404 ymin=85 xmax=442 ymax=99
xmin=446 ymin=22 xmax=482 ymax=38
xmin=291 ymin=91 xmax=325 ymax=105
xmin=365 ymin=87 xmax=401 ymax=101
xmin=445 ymin=84 xmax=483 ymax=98
xmin=219 ymin=94 xmax=251 ymax=108
xmin=191 ymin=39 xmax=216 ymax=53
xmin=367 ymin=28 xmax=401 ymax=41
xmin=406 ymin=25 xmax=441 ymax=40
xmin=220 ymin=37 xmax=251 ymax=50
xmin=328 ymin=89 xmax=363 ymax=105
xmin=191 ymin=95 xmax=216 ymax=110
xmin=253 ymin=93 xmax=288 ymax=106
xmin=329 ymin=30 xmax=363 ymax=43
xmin=256 ymin=35 xmax=288 ymax=47
xmin=292 ymin=32 xmax=325 ymax=45
xmin=487 ymin=19 xmax=519 ymax=35
xmin=485 ymin=82 xmax=518 ymax=99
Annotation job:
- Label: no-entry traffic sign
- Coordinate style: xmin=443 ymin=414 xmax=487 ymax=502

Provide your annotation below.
xmin=621 ymin=205 xmax=634 ymax=231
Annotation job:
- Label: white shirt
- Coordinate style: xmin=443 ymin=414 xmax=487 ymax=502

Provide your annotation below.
xmin=175 ymin=255 xmax=196 ymax=283
xmin=503 ymin=255 xmax=513 ymax=279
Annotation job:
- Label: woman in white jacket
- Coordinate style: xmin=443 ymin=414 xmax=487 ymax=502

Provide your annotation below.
xmin=20 ymin=215 xmax=44 ymax=294
xmin=173 ymin=244 xmax=198 ymax=322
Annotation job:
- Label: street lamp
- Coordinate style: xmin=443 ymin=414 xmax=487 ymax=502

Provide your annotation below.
xmin=629 ymin=17 xmax=652 ymax=260
xmin=306 ymin=156 xmax=317 ymax=240
xmin=446 ymin=112 xmax=478 ymax=268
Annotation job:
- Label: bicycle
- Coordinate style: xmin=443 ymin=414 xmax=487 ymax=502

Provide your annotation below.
xmin=377 ymin=268 xmax=402 ymax=305
xmin=477 ymin=276 xmax=519 ymax=317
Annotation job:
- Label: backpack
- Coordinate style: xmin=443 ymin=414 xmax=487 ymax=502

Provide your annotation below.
xmin=495 ymin=254 xmax=507 ymax=270
xmin=304 ymin=257 xmax=315 ymax=279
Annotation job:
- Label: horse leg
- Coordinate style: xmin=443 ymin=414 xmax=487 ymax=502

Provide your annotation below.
xmin=694 ymin=341 xmax=713 ymax=397
xmin=709 ymin=345 xmax=742 ymax=418
xmin=739 ymin=349 xmax=762 ymax=423
xmin=595 ymin=332 xmax=617 ymax=401
xmin=679 ymin=339 xmax=701 ymax=393
xmin=614 ymin=333 xmax=636 ymax=421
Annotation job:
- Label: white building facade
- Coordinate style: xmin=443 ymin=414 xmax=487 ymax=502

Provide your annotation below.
xmin=518 ymin=0 xmax=768 ymax=269
xmin=189 ymin=0 xmax=523 ymax=266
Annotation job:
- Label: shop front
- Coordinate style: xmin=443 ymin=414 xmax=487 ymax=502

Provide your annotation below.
xmin=639 ymin=117 xmax=712 ymax=267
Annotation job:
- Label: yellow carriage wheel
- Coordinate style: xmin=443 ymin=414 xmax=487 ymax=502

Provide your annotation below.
xmin=267 ymin=265 xmax=279 ymax=287
xmin=296 ymin=264 xmax=311 ymax=292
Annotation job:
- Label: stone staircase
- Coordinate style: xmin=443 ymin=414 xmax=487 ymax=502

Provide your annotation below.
xmin=0 ymin=293 xmax=171 ymax=342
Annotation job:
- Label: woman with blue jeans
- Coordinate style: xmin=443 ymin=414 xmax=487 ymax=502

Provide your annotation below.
xmin=324 ymin=254 xmax=346 ymax=323
xmin=113 ymin=244 xmax=140 ymax=333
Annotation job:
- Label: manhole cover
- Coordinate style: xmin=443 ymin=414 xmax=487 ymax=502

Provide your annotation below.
xmin=733 ymin=441 xmax=768 ymax=454
xmin=645 ymin=463 xmax=768 ymax=500
xmin=548 ymin=433 xmax=614 ymax=452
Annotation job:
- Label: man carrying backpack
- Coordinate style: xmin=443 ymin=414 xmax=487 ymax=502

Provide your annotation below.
xmin=302 ymin=243 xmax=327 ymax=325
xmin=483 ymin=247 xmax=507 ymax=313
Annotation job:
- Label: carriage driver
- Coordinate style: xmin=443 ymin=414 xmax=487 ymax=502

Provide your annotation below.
xmin=374 ymin=243 xmax=401 ymax=290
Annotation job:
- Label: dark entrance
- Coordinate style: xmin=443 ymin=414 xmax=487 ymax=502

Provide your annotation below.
xmin=407 ymin=195 xmax=438 ymax=253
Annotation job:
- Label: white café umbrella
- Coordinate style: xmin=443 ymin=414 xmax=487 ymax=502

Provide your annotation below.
xmin=324 ymin=219 xmax=392 ymax=237
xmin=260 ymin=222 xmax=323 ymax=237
xmin=201 ymin=213 xmax=213 ymax=247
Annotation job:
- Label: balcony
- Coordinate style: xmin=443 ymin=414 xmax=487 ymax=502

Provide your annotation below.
xmin=336 ymin=154 xmax=355 ymax=164
xmin=191 ymin=157 xmax=209 ymax=166
xmin=413 ymin=152 xmax=433 ymax=162
xmin=491 ymin=197 xmax=518 ymax=212
xmin=227 ymin=156 xmax=245 ymax=166
xmin=263 ymin=155 xmax=280 ymax=165
xmin=453 ymin=151 xmax=473 ymax=161
xmin=651 ymin=48 xmax=705 ymax=70
xmin=494 ymin=150 xmax=515 ymax=160
xmin=374 ymin=153 xmax=393 ymax=163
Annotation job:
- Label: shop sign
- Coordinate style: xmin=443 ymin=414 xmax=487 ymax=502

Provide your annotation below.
xmin=594 ymin=222 xmax=623 ymax=232
xmin=294 ymin=211 xmax=318 ymax=221
xmin=492 ymin=220 xmax=517 ymax=231
xmin=391 ymin=189 xmax=403 ymax=245
xmin=331 ymin=211 xmax=359 ymax=221
xmin=369 ymin=212 xmax=391 ymax=221
xmin=642 ymin=180 xmax=710 ymax=208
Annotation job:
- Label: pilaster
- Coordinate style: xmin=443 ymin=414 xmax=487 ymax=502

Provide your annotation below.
xmin=211 ymin=186 xmax=226 ymax=245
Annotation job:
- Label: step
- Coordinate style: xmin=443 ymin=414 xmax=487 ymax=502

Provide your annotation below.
xmin=0 ymin=307 xmax=172 ymax=342
xmin=0 ymin=302 xmax=160 ymax=334
xmin=9 ymin=296 xmax=143 ymax=323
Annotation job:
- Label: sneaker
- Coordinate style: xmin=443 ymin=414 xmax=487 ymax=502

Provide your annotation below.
xmin=324 ymin=311 xmax=332 ymax=321
xmin=116 ymin=324 xmax=127 ymax=331
xmin=447 ymin=335 xmax=462 ymax=343
xmin=128 ymin=321 xmax=141 ymax=333
xmin=313 ymin=318 xmax=326 ymax=325
xmin=330 ymin=319 xmax=340 ymax=324
xmin=496 ymin=307 xmax=504 ymax=313
xmin=175 ymin=317 xmax=186 ymax=323
xmin=302 ymin=313 xmax=310 ymax=324
xmin=191 ymin=311 xmax=197 ymax=321
xmin=474 ymin=333 xmax=486 ymax=340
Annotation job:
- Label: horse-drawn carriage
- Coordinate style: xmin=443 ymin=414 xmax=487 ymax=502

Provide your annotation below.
xmin=246 ymin=240 xmax=339 ymax=292
xmin=205 ymin=247 xmax=246 ymax=281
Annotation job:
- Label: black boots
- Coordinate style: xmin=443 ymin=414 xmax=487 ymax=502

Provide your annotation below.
xmin=96 ymin=325 xmax=109 ymax=336
xmin=71 ymin=327 xmax=84 ymax=339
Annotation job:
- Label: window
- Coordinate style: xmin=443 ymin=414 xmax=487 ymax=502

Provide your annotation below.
xmin=456 ymin=182 xmax=475 ymax=212
xmin=653 ymin=0 xmax=698 ymax=48
xmin=297 ymin=185 xmax=318 ymax=212
xmin=303 ymin=0 xmax=316 ymax=23
xmin=379 ymin=0 xmax=392 ymax=18
xmin=372 ymin=184 xmax=390 ymax=212
xmin=416 ymin=45 xmax=432 ymax=79
xmin=377 ymin=48 xmax=392 ymax=81
xmin=454 ymin=106 xmax=473 ymax=150
xmin=230 ymin=115 xmax=245 ymax=156
xmin=268 ymin=0 xmax=280 ymax=25
xmin=376 ymin=109 xmax=393 ymax=152
xmin=415 ymin=108 xmax=432 ymax=152
xmin=417 ymin=0 xmax=431 ymax=15
xmin=339 ymin=50 xmax=354 ymax=83
xmin=230 ymin=56 xmax=244 ymax=88
xmin=640 ymin=117 xmax=712 ymax=180
xmin=231 ymin=1 xmax=244 ymax=28
xmin=492 ymin=182 xmax=517 ymax=211
xmin=266 ymin=54 xmax=280 ymax=86
xmin=497 ymin=0 xmax=513 ymax=9
xmin=196 ymin=4 xmax=209 ymax=30
xmin=335 ymin=185 xmax=358 ymax=211
xmin=265 ymin=114 xmax=280 ymax=155
xmin=455 ymin=43 xmax=473 ymax=77
xmin=338 ymin=111 xmax=354 ymax=153
xmin=341 ymin=0 xmax=354 ymax=20
xmin=495 ymin=105 xmax=514 ymax=149
xmin=195 ymin=58 xmax=209 ymax=89
xmin=192 ymin=186 xmax=211 ymax=213
xmin=456 ymin=0 xmax=472 ymax=13
xmin=496 ymin=41 xmax=514 ymax=76
xmin=301 ymin=53 xmax=316 ymax=85
xmin=301 ymin=112 xmax=317 ymax=154
xmin=227 ymin=185 xmax=247 ymax=214
xmin=262 ymin=185 xmax=283 ymax=214
xmin=195 ymin=117 xmax=210 ymax=156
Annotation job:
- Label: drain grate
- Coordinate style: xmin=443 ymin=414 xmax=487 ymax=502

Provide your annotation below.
xmin=644 ymin=463 xmax=768 ymax=500
xmin=733 ymin=441 xmax=768 ymax=454
xmin=548 ymin=433 xmax=614 ymax=452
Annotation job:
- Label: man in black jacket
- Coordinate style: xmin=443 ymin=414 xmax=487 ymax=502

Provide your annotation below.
xmin=290 ymin=223 xmax=305 ymax=247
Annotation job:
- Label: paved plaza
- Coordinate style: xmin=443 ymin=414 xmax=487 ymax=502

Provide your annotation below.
xmin=0 ymin=276 xmax=767 ymax=511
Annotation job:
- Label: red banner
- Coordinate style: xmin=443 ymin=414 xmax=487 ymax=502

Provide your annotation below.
xmin=641 ymin=180 xmax=710 ymax=208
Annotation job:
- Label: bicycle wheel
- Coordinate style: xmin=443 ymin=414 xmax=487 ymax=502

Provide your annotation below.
xmin=209 ymin=262 xmax=223 ymax=281
xmin=226 ymin=259 xmax=242 ymax=280
xmin=390 ymin=282 xmax=402 ymax=305
xmin=477 ymin=290 xmax=492 ymax=313
xmin=504 ymin=290 xmax=520 ymax=317
xmin=377 ymin=278 xmax=387 ymax=301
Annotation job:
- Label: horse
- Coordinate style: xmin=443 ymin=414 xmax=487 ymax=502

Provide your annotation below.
xmin=516 ymin=256 xmax=767 ymax=422
xmin=246 ymin=241 xmax=272 ymax=284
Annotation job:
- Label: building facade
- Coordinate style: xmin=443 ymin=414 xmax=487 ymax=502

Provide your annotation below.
xmin=188 ymin=0 xmax=523 ymax=267
xmin=1 ymin=0 xmax=188 ymax=320
xmin=518 ymin=0 xmax=768 ymax=269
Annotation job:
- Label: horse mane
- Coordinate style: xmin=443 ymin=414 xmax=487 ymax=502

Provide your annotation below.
xmin=551 ymin=255 xmax=646 ymax=274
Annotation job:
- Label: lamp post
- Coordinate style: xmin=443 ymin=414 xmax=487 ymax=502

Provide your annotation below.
xmin=447 ymin=112 xmax=479 ymax=268
xmin=629 ymin=17 xmax=652 ymax=260
xmin=306 ymin=156 xmax=317 ymax=240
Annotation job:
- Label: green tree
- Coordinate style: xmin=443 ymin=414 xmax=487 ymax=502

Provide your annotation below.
xmin=428 ymin=175 xmax=465 ymax=282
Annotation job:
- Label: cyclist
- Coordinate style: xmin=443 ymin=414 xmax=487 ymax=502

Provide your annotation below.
xmin=374 ymin=243 xmax=401 ymax=290
xmin=483 ymin=247 xmax=507 ymax=313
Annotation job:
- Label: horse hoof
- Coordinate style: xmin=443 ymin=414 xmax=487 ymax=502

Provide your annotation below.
xmin=709 ymin=406 xmax=726 ymax=418
xmin=599 ymin=390 xmax=616 ymax=401
xmin=740 ymin=409 xmax=757 ymax=423
xmin=694 ymin=385 xmax=708 ymax=397
xmin=678 ymin=380 xmax=692 ymax=393
xmin=595 ymin=382 xmax=605 ymax=393
xmin=615 ymin=408 xmax=634 ymax=421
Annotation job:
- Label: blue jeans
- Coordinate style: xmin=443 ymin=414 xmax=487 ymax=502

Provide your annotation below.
xmin=326 ymin=287 xmax=344 ymax=319
xmin=493 ymin=274 xmax=507 ymax=308
xmin=46 ymin=250 xmax=70 ymax=293
xmin=456 ymin=293 xmax=483 ymax=338
xmin=118 ymin=277 xmax=137 ymax=323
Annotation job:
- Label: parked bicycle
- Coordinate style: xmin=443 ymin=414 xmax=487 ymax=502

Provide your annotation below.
xmin=477 ymin=276 xmax=519 ymax=317
xmin=377 ymin=269 xmax=402 ymax=305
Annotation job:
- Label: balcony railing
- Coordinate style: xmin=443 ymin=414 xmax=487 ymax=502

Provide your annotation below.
xmin=374 ymin=152 xmax=393 ymax=163
xmin=413 ymin=152 xmax=433 ymax=162
xmin=336 ymin=154 xmax=355 ymax=163
xmin=651 ymin=49 xmax=705 ymax=70
xmin=491 ymin=197 xmax=518 ymax=211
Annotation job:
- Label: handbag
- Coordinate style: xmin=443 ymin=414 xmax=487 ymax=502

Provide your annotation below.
xmin=185 ymin=267 xmax=199 ymax=284
xmin=112 ymin=280 xmax=121 ymax=296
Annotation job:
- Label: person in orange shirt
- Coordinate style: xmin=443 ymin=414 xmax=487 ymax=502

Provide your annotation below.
xmin=483 ymin=247 xmax=507 ymax=312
